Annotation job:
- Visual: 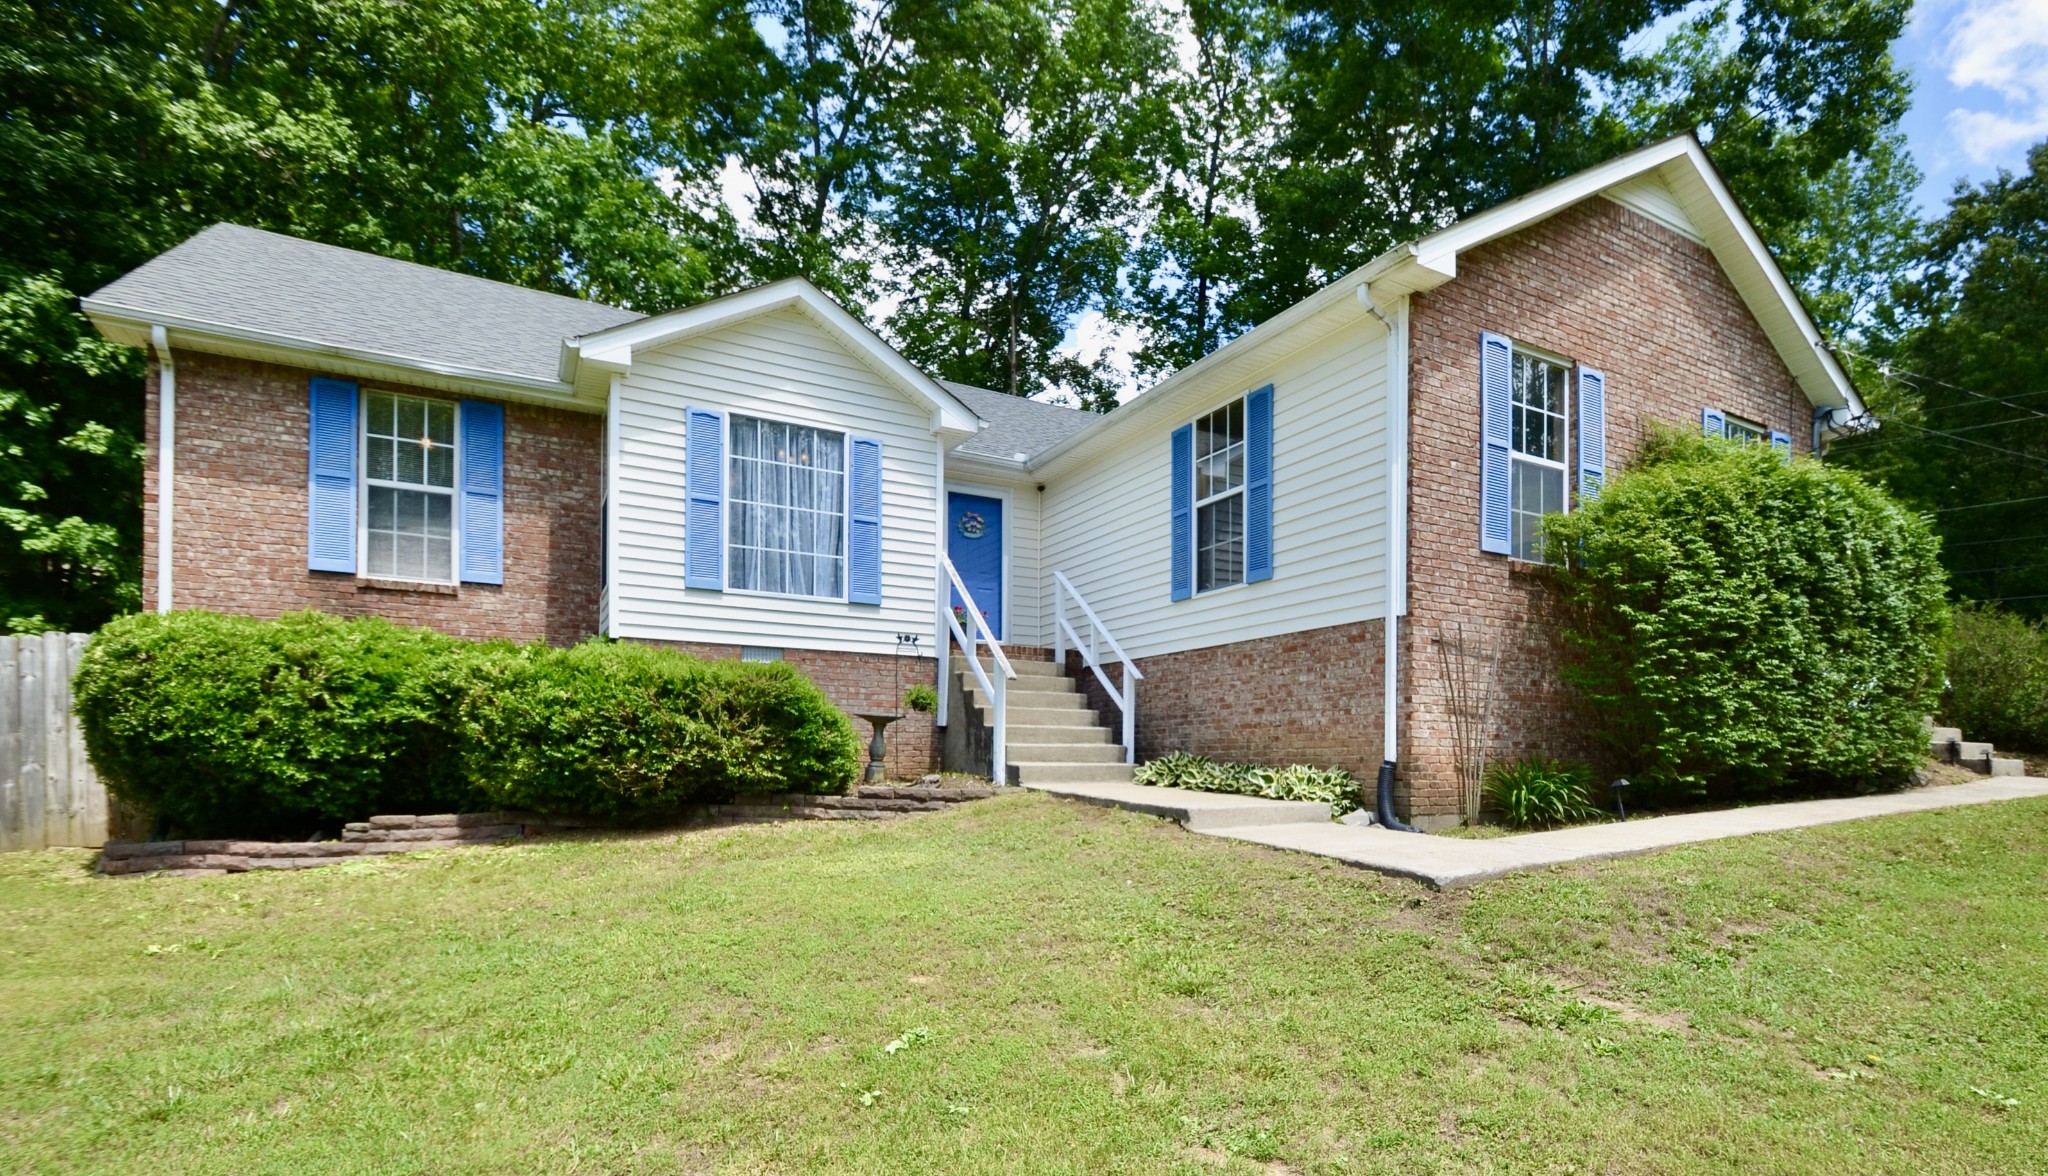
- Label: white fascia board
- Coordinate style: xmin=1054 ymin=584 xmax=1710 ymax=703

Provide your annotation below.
xmin=1658 ymin=153 xmax=1864 ymax=415
xmin=944 ymin=450 xmax=1039 ymax=485
xmin=82 ymin=301 xmax=598 ymax=410
xmin=1355 ymin=133 xmax=1861 ymax=416
xmin=1026 ymin=263 xmax=1383 ymax=479
xmin=566 ymin=277 xmax=981 ymax=435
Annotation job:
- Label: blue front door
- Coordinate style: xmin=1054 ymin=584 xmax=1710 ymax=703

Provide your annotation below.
xmin=947 ymin=492 xmax=1004 ymax=640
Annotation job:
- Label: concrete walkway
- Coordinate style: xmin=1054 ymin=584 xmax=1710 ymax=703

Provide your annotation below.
xmin=1024 ymin=776 xmax=2048 ymax=889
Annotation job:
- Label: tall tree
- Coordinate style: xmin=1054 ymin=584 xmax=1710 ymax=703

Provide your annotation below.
xmin=1119 ymin=0 xmax=1278 ymax=379
xmin=880 ymin=0 xmax=1175 ymax=407
xmin=1241 ymin=0 xmax=1912 ymax=326
xmin=1833 ymin=142 xmax=2048 ymax=611
xmin=638 ymin=0 xmax=909 ymax=305
xmin=0 ymin=0 xmax=729 ymax=632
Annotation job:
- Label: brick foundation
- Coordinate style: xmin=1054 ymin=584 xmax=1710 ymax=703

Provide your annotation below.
xmin=1399 ymin=198 xmax=1814 ymax=818
xmin=648 ymin=642 xmax=941 ymax=779
xmin=145 ymin=352 xmax=602 ymax=644
xmin=1069 ymin=618 xmax=1391 ymax=780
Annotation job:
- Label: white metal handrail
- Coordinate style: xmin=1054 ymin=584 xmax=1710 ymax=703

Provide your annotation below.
xmin=1052 ymin=571 xmax=1143 ymax=764
xmin=940 ymin=556 xmax=1017 ymax=784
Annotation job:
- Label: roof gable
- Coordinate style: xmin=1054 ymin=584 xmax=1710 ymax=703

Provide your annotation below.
xmin=568 ymin=278 xmax=979 ymax=435
xmin=1361 ymin=134 xmax=1860 ymax=418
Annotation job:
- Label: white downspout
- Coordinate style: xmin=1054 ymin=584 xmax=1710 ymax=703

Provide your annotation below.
xmin=1360 ymin=289 xmax=1420 ymax=831
xmin=150 ymin=325 xmax=176 ymax=615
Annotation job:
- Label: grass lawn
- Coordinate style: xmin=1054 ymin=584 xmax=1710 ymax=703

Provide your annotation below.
xmin=2 ymin=794 xmax=2045 ymax=1174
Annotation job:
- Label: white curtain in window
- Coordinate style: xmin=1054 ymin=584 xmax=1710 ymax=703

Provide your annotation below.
xmin=728 ymin=415 xmax=847 ymax=597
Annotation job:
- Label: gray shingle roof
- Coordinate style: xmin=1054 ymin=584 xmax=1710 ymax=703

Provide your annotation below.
xmin=84 ymin=224 xmax=644 ymax=386
xmin=941 ymin=380 xmax=1100 ymax=462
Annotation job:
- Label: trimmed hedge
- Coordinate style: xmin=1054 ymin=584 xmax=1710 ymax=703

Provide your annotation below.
xmin=1544 ymin=429 xmax=1948 ymax=803
xmin=72 ymin=611 xmax=480 ymax=837
xmin=74 ymin=611 xmax=862 ymax=836
xmin=456 ymin=639 xmax=862 ymax=817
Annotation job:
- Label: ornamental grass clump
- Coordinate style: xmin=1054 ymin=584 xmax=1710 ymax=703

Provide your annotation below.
xmin=1483 ymin=757 xmax=1600 ymax=828
xmin=1543 ymin=428 xmax=1947 ymax=805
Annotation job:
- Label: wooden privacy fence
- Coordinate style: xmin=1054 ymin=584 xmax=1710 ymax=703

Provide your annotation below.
xmin=0 ymin=633 xmax=109 ymax=851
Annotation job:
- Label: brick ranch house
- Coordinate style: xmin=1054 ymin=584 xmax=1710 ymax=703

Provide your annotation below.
xmin=83 ymin=134 xmax=1864 ymax=828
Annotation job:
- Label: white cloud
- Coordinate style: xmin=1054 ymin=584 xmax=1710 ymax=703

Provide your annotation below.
xmin=1940 ymin=0 xmax=2048 ymax=163
xmin=716 ymin=155 xmax=763 ymax=232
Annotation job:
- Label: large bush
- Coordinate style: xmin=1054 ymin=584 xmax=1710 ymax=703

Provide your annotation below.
xmin=1943 ymin=604 xmax=2048 ymax=750
xmin=73 ymin=610 xmax=482 ymax=836
xmin=1544 ymin=430 xmax=1948 ymax=803
xmin=75 ymin=612 xmax=862 ymax=835
xmin=455 ymin=639 xmax=861 ymax=817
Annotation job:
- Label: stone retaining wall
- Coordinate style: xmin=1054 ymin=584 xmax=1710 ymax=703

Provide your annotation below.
xmin=98 ymin=784 xmax=1004 ymax=877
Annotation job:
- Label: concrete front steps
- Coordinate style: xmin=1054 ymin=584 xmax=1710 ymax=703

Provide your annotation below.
xmin=1929 ymin=724 xmax=2025 ymax=777
xmin=954 ymin=655 xmax=1136 ymax=788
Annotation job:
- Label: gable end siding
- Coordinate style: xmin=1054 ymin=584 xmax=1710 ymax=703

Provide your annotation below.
xmin=609 ymin=306 xmax=939 ymax=655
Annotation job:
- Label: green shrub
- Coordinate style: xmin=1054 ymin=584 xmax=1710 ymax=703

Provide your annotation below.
xmin=456 ymin=639 xmax=861 ymax=818
xmin=74 ymin=613 xmax=863 ymax=835
xmin=1483 ymin=757 xmax=1600 ymax=828
xmin=904 ymin=683 xmax=938 ymax=713
xmin=72 ymin=610 xmax=483 ymax=836
xmin=1544 ymin=429 xmax=1948 ymax=804
xmin=1943 ymin=604 xmax=2048 ymax=750
xmin=1133 ymin=751 xmax=1362 ymax=816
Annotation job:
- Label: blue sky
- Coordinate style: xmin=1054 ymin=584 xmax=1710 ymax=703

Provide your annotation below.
xmin=1889 ymin=0 xmax=2047 ymax=211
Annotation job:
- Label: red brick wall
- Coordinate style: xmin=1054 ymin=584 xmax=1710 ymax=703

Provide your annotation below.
xmin=653 ymin=642 xmax=939 ymax=779
xmin=1067 ymin=619 xmax=1390 ymax=778
xmin=1399 ymin=198 xmax=1812 ymax=819
xmin=143 ymin=352 xmax=601 ymax=644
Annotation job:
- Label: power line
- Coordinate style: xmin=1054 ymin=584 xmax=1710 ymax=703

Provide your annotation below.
xmin=1955 ymin=558 xmax=2048 ymax=577
xmin=1878 ymin=419 xmax=2048 ymax=467
xmin=1832 ymin=343 xmax=2048 ymax=421
xmin=1933 ymin=492 xmax=2048 ymax=515
xmin=1942 ymin=530 xmax=2048 ymax=549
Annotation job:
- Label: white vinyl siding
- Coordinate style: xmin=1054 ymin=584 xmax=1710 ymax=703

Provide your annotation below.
xmin=1039 ymin=320 xmax=1392 ymax=661
xmin=608 ymin=307 xmax=939 ymax=655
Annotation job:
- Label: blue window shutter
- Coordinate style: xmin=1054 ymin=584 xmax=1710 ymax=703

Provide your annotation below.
xmin=1479 ymin=333 xmax=1512 ymax=554
xmin=458 ymin=400 xmax=505 ymax=584
xmin=1169 ymin=424 xmax=1193 ymax=601
xmin=684 ymin=407 xmax=725 ymax=590
xmin=1769 ymin=429 xmax=1793 ymax=461
xmin=1245 ymin=385 xmax=1275 ymax=583
xmin=1702 ymin=406 xmax=1726 ymax=437
xmin=1576 ymin=367 xmax=1606 ymax=502
xmin=307 ymin=377 xmax=358 ymax=573
xmin=848 ymin=436 xmax=882 ymax=604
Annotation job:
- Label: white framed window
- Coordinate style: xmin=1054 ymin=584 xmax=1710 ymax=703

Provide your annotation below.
xmin=727 ymin=414 xmax=847 ymax=598
xmin=1722 ymin=415 xmax=1767 ymax=445
xmin=1508 ymin=350 xmax=1570 ymax=561
xmin=1194 ymin=397 xmax=1246 ymax=593
xmin=362 ymin=390 xmax=458 ymax=583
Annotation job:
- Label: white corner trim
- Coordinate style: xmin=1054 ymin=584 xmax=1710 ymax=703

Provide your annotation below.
xmin=151 ymin=325 xmax=175 ymax=614
xmin=603 ymin=373 xmax=622 ymax=638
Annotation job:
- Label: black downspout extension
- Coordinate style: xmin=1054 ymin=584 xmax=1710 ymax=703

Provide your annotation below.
xmin=1375 ymin=760 xmax=1421 ymax=833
